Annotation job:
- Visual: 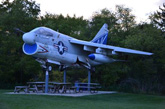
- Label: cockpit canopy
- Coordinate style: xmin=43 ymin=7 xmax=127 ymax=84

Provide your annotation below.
xmin=31 ymin=27 xmax=54 ymax=36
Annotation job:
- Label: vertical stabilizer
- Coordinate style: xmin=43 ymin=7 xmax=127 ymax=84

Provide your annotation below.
xmin=91 ymin=24 xmax=109 ymax=45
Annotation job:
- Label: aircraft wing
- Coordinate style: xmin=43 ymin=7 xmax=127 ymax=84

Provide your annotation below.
xmin=70 ymin=39 xmax=153 ymax=55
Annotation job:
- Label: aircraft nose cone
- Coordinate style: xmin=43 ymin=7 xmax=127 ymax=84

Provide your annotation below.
xmin=23 ymin=32 xmax=35 ymax=44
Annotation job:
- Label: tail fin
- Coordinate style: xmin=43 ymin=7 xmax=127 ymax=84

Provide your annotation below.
xmin=91 ymin=23 xmax=109 ymax=45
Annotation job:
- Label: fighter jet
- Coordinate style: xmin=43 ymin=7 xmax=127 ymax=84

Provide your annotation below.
xmin=21 ymin=24 xmax=153 ymax=71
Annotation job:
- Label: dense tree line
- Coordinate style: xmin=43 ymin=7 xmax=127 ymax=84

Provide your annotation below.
xmin=0 ymin=0 xmax=164 ymax=94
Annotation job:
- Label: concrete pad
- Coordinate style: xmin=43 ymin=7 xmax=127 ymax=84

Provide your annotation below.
xmin=6 ymin=91 xmax=117 ymax=97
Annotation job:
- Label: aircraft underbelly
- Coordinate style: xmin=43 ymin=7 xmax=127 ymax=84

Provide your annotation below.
xmin=52 ymin=53 xmax=77 ymax=64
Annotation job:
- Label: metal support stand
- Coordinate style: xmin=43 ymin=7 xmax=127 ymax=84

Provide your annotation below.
xmin=45 ymin=70 xmax=49 ymax=93
xmin=88 ymin=70 xmax=91 ymax=91
xmin=63 ymin=69 xmax=66 ymax=83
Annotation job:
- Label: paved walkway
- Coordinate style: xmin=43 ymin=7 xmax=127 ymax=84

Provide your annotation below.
xmin=6 ymin=91 xmax=117 ymax=97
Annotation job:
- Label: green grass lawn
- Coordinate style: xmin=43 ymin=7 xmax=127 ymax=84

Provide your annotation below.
xmin=0 ymin=90 xmax=165 ymax=109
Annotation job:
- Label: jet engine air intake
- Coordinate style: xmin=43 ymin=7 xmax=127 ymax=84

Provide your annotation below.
xmin=23 ymin=43 xmax=38 ymax=55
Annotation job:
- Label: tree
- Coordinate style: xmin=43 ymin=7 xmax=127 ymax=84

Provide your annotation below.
xmin=40 ymin=13 xmax=89 ymax=40
xmin=0 ymin=0 xmax=41 ymax=87
xmin=150 ymin=3 xmax=165 ymax=33
xmin=111 ymin=5 xmax=136 ymax=46
xmin=122 ymin=23 xmax=165 ymax=94
xmin=115 ymin=5 xmax=136 ymax=32
xmin=0 ymin=0 xmax=40 ymax=32
xmin=90 ymin=8 xmax=118 ymax=43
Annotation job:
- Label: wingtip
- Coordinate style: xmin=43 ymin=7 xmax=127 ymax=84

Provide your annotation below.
xmin=145 ymin=53 xmax=153 ymax=56
xmin=150 ymin=53 xmax=154 ymax=55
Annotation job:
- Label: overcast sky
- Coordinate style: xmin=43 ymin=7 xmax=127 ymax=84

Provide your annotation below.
xmin=34 ymin=0 xmax=163 ymax=23
xmin=2 ymin=0 xmax=163 ymax=23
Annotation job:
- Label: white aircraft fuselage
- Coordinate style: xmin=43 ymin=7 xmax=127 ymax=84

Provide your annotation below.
xmin=22 ymin=24 xmax=153 ymax=70
xmin=23 ymin=27 xmax=101 ymax=69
